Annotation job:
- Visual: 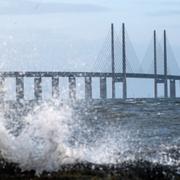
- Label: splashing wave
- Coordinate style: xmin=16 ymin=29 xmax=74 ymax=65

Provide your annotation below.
xmin=0 ymin=100 xmax=179 ymax=175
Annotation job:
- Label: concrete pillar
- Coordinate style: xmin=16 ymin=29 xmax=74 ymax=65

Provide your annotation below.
xmin=34 ymin=77 xmax=42 ymax=101
xmin=85 ymin=77 xmax=92 ymax=100
xmin=170 ymin=79 xmax=176 ymax=98
xmin=0 ymin=77 xmax=5 ymax=102
xmin=69 ymin=76 xmax=76 ymax=100
xmin=123 ymin=80 xmax=127 ymax=99
xmin=52 ymin=77 xmax=59 ymax=99
xmin=100 ymin=77 xmax=107 ymax=99
xmin=16 ymin=77 xmax=24 ymax=101
xmin=154 ymin=80 xmax=158 ymax=98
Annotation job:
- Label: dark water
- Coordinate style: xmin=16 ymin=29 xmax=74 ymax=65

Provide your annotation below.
xmin=72 ymin=99 xmax=180 ymax=171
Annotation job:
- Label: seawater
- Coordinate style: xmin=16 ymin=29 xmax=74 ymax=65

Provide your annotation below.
xmin=0 ymin=99 xmax=179 ymax=174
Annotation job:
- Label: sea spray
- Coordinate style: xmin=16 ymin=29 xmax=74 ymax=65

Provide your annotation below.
xmin=0 ymin=102 xmax=85 ymax=173
xmin=0 ymin=101 xmax=132 ymax=173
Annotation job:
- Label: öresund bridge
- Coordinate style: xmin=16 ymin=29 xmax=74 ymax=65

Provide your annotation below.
xmin=0 ymin=23 xmax=180 ymax=102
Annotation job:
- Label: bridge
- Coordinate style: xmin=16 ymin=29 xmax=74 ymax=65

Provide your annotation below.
xmin=0 ymin=23 xmax=179 ymax=102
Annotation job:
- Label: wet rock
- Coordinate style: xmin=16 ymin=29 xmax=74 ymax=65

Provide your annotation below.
xmin=0 ymin=160 xmax=179 ymax=180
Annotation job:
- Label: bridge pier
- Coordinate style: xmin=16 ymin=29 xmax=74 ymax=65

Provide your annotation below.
xmin=85 ymin=77 xmax=92 ymax=100
xmin=164 ymin=80 xmax=168 ymax=98
xmin=154 ymin=80 xmax=158 ymax=98
xmin=69 ymin=76 xmax=76 ymax=100
xmin=0 ymin=77 xmax=5 ymax=102
xmin=170 ymin=79 xmax=176 ymax=98
xmin=34 ymin=77 xmax=42 ymax=101
xmin=16 ymin=77 xmax=24 ymax=101
xmin=100 ymin=77 xmax=107 ymax=99
xmin=52 ymin=77 xmax=59 ymax=99
xmin=122 ymin=80 xmax=127 ymax=99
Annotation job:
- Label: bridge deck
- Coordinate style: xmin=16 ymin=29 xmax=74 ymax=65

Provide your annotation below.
xmin=0 ymin=72 xmax=180 ymax=80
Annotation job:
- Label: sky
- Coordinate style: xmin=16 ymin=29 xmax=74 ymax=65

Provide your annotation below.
xmin=0 ymin=0 xmax=179 ymax=69
xmin=0 ymin=0 xmax=180 ymax=98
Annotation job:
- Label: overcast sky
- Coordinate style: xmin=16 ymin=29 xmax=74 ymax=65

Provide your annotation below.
xmin=0 ymin=0 xmax=179 ymax=69
xmin=0 ymin=0 xmax=180 ymax=98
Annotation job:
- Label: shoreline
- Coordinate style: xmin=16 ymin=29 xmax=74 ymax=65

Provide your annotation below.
xmin=0 ymin=160 xmax=179 ymax=180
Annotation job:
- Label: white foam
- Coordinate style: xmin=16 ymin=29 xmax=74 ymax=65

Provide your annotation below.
xmin=0 ymin=102 xmax=84 ymax=173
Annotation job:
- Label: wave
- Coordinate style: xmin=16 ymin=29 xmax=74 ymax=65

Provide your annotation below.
xmin=0 ymin=100 xmax=179 ymax=176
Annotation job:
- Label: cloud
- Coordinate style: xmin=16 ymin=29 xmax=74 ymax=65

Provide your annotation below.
xmin=0 ymin=0 xmax=109 ymax=15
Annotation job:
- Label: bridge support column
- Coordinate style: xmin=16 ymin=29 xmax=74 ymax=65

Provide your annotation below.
xmin=85 ymin=77 xmax=92 ymax=100
xmin=123 ymin=80 xmax=127 ymax=99
xmin=164 ymin=79 xmax=168 ymax=98
xmin=0 ymin=77 xmax=5 ymax=102
xmin=69 ymin=76 xmax=76 ymax=100
xmin=34 ymin=77 xmax=42 ymax=101
xmin=100 ymin=77 xmax=107 ymax=99
xmin=164 ymin=80 xmax=168 ymax=98
xmin=170 ymin=79 xmax=176 ymax=98
xmin=154 ymin=80 xmax=158 ymax=98
xmin=16 ymin=77 xmax=24 ymax=101
xmin=52 ymin=77 xmax=59 ymax=99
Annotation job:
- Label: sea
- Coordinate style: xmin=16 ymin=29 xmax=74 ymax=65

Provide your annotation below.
xmin=0 ymin=98 xmax=180 ymax=179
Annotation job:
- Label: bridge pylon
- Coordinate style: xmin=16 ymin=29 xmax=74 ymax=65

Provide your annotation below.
xmin=111 ymin=23 xmax=127 ymax=99
xmin=122 ymin=23 xmax=127 ymax=99
xmin=111 ymin=23 xmax=115 ymax=99
xmin=154 ymin=30 xmax=157 ymax=99
xmin=153 ymin=29 xmax=173 ymax=99
xmin=164 ymin=30 xmax=168 ymax=98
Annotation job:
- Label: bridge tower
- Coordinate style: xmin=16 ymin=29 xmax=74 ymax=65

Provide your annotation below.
xmin=122 ymin=23 xmax=127 ymax=99
xmin=111 ymin=23 xmax=115 ymax=99
xmin=164 ymin=30 xmax=177 ymax=98
xmin=154 ymin=30 xmax=157 ymax=99
xmin=111 ymin=23 xmax=127 ymax=99
xmin=164 ymin=30 xmax=168 ymax=98
xmin=154 ymin=30 xmax=171 ymax=98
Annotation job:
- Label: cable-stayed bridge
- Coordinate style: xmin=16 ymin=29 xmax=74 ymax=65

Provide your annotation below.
xmin=0 ymin=23 xmax=180 ymax=101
